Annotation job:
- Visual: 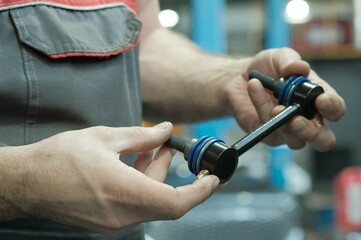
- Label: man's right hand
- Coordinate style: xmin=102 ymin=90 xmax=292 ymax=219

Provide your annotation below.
xmin=0 ymin=122 xmax=219 ymax=234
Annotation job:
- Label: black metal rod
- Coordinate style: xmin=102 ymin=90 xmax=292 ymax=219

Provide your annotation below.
xmin=165 ymin=134 xmax=188 ymax=153
xmin=249 ymin=70 xmax=276 ymax=91
xmin=232 ymin=104 xmax=301 ymax=156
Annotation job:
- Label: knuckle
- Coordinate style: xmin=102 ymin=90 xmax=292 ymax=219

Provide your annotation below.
xmin=88 ymin=125 xmax=107 ymax=134
xmin=318 ymin=135 xmax=336 ymax=152
xmin=288 ymin=141 xmax=306 ymax=150
xmin=129 ymin=127 xmax=149 ymax=147
xmin=101 ymin=215 xmax=124 ymax=232
xmin=131 ymin=126 xmax=148 ymax=138
xmin=89 ymin=126 xmax=113 ymax=141
xmin=280 ymin=47 xmax=293 ymax=53
xmin=289 ymin=118 xmax=314 ymax=141
xmin=302 ymin=129 xmax=318 ymax=143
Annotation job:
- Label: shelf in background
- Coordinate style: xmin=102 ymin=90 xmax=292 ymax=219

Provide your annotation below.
xmin=294 ymin=44 xmax=361 ymax=60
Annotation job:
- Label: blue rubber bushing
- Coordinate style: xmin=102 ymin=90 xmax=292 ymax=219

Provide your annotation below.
xmin=188 ymin=136 xmax=211 ymax=174
xmin=188 ymin=136 xmax=224 ymax=175
xmin=195 ymin=138 xmax=224 ymax=173
xmin=278 ymin=75 xmax=309 ymax=106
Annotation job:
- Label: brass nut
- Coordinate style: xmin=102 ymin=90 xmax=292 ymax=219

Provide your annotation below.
xmin=196 ymin=169 xmax=209 ymax=179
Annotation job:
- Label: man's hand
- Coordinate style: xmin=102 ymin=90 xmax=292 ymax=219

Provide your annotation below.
xmin=225 ymin=47 xmax=346 ymax=152
xmin=136 ymin=0 xmax=346 ymax=152
xmin=0 ymin=122 xmax=219 ymax=234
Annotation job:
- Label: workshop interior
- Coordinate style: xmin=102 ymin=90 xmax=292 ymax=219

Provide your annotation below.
xmin=143 ymin=0 xmax=358 ymax=240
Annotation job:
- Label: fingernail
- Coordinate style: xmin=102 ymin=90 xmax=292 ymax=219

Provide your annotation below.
xmin=153 ymin=121 xmax=171 ymax=129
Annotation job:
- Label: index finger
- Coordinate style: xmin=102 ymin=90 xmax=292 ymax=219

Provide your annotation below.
xmin=89 ymin=122 xmax=173 ymax=153
xmin=270 ymin=47 xmax=311 ymax=78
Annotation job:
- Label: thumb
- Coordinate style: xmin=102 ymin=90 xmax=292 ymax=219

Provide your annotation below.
xmin=115 ymin=122 xmax=173 ymax=154
xmin=173 ymin=175 xmax=220 ymax=215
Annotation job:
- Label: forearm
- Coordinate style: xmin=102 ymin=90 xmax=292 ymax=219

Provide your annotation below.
xmin=0 ymin=146 xmax=29 ymax=220
xmin=140 ymin=28 xmax=251 ymax=123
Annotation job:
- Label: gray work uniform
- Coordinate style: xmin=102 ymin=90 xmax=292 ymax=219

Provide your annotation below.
xmin=0 ymin=2 xmax=143 ymax=239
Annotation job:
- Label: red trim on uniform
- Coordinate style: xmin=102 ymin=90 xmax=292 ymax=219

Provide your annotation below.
xmin=1 ymin=0 xmax=138 ymax=13
xmin=49 ymin=38 xmax=140 ymax=59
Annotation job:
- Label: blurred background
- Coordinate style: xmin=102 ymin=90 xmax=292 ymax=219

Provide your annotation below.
xmin=144 ymin=0 xmax=360 ymax=240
